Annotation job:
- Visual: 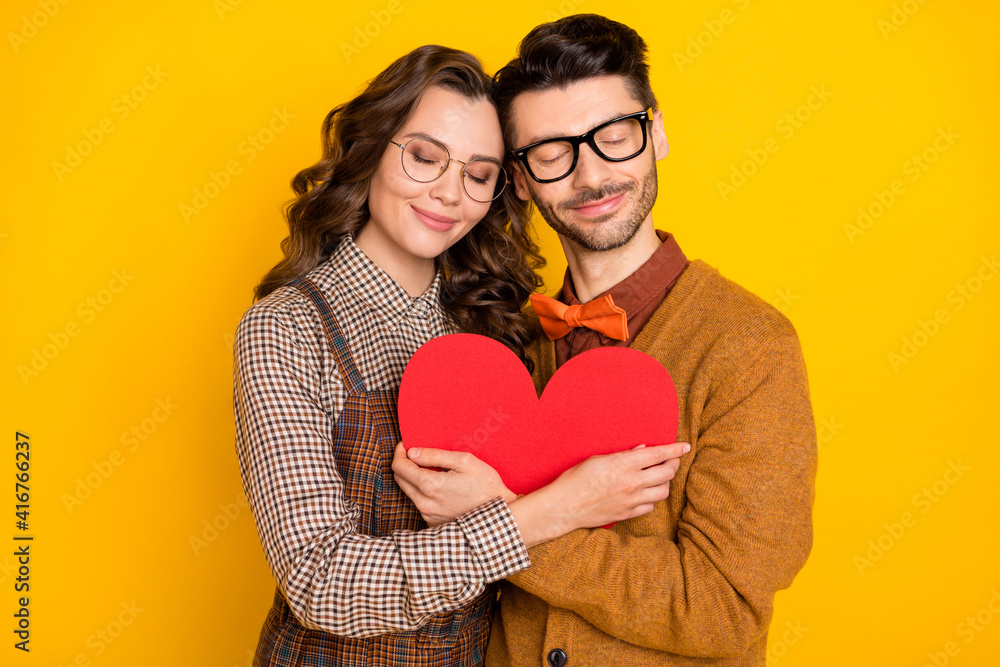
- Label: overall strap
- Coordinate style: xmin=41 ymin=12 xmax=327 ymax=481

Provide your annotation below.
xmin=291 ymin=277 xmax=365 ymax=395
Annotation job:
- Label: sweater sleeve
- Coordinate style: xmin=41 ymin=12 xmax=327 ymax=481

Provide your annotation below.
xmin=505 ymin=333 xmax=817 ymax=658
xmin=234 ymin=304 xmax=530 ymax=638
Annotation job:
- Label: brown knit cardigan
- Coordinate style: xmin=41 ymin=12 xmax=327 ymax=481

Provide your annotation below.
xmin=487 ymin=259 xmax=818 ymax=666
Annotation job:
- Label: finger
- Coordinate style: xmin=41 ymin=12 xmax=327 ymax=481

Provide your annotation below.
xmin=393 ymin=471 xmax=423 ymax=502
xmin=650 ymin=442 xmax=690 ymax=461
xmin=638 ymin=459 xmax=680 ymax=486
xmin=660 ymin=457 xmax=681 ymax=478
xmin=394 ymin=468 xmax=439 ymax=510
xmin=663 ymin=442 xmax=691 ymax=459
xmin=618 ymin=443 xmax=685 ymax=469
xmin=409 ymin=447 xmax=478 ymax=470
xmin=392 ymin=442 xmax=409 ymax=468
xmin=636 ymin=442 xmax=691 ymax=468
xmin=392 ymin=452 xmax=435 ymax=488
xmin=638 ymin=481 xmax=672 ymax=504
xmin=392 ymin=443 xmax=417 ymax=475
xmin=628 ymin=502 xmax=657 ymax=519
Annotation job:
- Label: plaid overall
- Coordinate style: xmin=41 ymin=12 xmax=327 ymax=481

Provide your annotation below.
xmin=253 ymin=277 xmax=497 ymax=667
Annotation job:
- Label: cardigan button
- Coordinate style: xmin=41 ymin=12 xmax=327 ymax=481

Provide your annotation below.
xmin=547 ymin=648 xmax=567 ymax=666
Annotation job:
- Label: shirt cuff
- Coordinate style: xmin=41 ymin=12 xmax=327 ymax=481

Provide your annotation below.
xmin=455 ymin=496 xmax=531 ymax=582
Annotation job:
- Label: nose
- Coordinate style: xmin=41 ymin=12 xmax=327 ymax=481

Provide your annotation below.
xmin=570 ymin=142 xmax=614 ymax=192
xmin=428 ymin=160 xmax=464 ymax=206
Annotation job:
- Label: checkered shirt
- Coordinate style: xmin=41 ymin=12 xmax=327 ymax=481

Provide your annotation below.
xmin=234 ymin=235 xmax=530 ymax=638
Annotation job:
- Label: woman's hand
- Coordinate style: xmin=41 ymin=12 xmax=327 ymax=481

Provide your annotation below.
xmin=392 ymin=442 xmax=515 ymax=527
xmin=509 ymin=442 xmax=690 ymax=547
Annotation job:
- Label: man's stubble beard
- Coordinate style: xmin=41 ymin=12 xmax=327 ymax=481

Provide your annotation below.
xmin=530 ymin=159 xmax=659 ymax=253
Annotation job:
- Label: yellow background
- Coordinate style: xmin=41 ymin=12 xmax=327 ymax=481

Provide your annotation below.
xmin=2 ymin=0 xmax=998 ymax=665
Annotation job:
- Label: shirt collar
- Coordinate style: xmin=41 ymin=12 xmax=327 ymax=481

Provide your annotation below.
xmin=560 ymin=229 xmax=688 ymax=316
xmin=311 ymin=235 xmax=444 ymax=329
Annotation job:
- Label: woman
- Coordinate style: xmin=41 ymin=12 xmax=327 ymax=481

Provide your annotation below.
xmin=234 ymin=45 xmax=683 ymax=667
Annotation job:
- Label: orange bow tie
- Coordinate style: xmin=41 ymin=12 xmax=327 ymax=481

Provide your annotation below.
xmin=530 ymin=292 xmax=629 ymax=342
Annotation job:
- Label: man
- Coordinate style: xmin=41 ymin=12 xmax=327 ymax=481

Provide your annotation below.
xmin=398 ymin=14 xmax=817 ymax=666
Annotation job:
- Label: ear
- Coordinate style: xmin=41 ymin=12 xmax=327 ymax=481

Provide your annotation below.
xmin=511 ymin=161 xmax=532 ymax=201
xmin=651 ymin=108 xmax=669 ymax=161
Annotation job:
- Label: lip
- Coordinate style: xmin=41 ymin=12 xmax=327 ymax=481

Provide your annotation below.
xmin=411 ymin=205 xmax=458 ymax=232
xmin=570 ymin=192 xmax=626 ymax=218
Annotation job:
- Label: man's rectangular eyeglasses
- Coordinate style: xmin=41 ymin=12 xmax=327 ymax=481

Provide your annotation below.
xmin=511 ymin=109 xmax=653 ymax=184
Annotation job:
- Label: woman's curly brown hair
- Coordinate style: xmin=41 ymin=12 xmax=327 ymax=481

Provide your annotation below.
xmin=254 ymin=45 xmax=544 ymax=367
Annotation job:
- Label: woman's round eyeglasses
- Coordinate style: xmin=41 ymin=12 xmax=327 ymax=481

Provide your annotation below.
xmin=389 ymin=137 xmax=508 ymax=203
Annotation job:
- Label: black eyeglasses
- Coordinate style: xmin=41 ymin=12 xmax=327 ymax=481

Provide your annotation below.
xmin=389 ymin=136 xmax=508 ymax=203
xmin=512 ymin=109 xmax=652 ymax=183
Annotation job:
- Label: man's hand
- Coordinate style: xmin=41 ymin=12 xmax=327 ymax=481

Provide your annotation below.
xmin=392 ymin=442 xmax=515 ymax=527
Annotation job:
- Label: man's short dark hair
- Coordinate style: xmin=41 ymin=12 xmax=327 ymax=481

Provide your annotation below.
xmin=493 ymin=13 xmax=658 ymax=149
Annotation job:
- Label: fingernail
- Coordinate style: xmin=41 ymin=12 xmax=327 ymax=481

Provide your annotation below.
xmin=683 ymin=444 xmax=691 ymax=453
xmin=410 ymin=448 xmax=420 ymax=458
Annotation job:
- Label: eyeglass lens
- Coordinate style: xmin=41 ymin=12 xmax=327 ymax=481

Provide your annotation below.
xmin=400 ymin=138 xmax=506 ymax=202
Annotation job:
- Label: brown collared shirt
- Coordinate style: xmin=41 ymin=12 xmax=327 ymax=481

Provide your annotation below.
xmin=234 ymin=235 xmax=530 ymax=638
xmin=554 ymin=230 xmax=689 ymax=367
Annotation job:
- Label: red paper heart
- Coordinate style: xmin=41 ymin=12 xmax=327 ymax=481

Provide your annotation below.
xmin=398 ymin=333 xmax=678 ymax=497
